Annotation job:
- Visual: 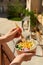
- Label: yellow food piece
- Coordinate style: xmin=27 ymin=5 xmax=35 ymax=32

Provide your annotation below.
xmin=18 ymin=41 xmax=34 ymax=49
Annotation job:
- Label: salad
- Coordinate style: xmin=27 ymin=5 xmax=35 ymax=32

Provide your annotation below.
xmin=16 ymin=40 xmax=35 ymax=52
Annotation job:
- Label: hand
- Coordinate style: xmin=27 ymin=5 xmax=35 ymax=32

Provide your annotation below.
xmin=4 ymin=27 xmax=22 ymax=42
xmin=10 ymin=53 xmax=35 ymax=65
xmin=13 ymin=28 xmax=22 ymax=38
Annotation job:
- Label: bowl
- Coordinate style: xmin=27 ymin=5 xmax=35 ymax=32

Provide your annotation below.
xmin=15 ymin=39 xmax=38 ymax=61
xmin=15 ymin=39 xmax=38 ymax=54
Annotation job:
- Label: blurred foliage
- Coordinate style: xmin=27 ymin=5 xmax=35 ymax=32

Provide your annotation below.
xmin=7 ymin=0 xmax=37 ymax=28
xmin=29 ymin=11 xmax=37 ymax=27
xmin=7 ymin=0 xmax=25 ymax=19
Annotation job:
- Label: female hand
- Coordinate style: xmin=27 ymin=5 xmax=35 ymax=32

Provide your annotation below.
xmin=0 ymin=27 xmax=22 ymax=43
xmin=10 ymin=53 xmax=35 ymax=65
xmin=4 ymin=27 xmax=22 ymax=42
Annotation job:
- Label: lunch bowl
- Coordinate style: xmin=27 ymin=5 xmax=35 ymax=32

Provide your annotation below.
xmin=15 ymin=39 xmax=38 ymax=60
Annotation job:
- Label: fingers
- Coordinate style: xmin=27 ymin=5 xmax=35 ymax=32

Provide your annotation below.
xmin=22 ymin=53 xmax=34 ymax=57
xmin=10 ymin=52 xmax=34 ymax=65
xmin=10 ymin=27 xmax=22 ymax=34
xmin=11 ymin=28 xmax=17 ymax=32
xmin=18 ymin=53 xmax=34 ymax=61
xmin=11 ymin=27 xmax=22 ymax=38
xmin=8 ymin=27 xmax=22 ymax=38
xmin=25 ymin=53 xmax=33 ymax=56
xmin=11 ymin=27 xmax=22 ymax=32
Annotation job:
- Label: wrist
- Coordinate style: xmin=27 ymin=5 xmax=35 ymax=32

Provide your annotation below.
xmin=0 ymin=35 xmax=7 ymax=43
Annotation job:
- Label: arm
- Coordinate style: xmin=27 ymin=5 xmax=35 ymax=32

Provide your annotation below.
xmin=5 ymin=28 xmax=22 ymax=42
xmin=0 ymin=36 xmax=6 ymax=43
xmin=0 ymin=28 xmax=22 ymax=43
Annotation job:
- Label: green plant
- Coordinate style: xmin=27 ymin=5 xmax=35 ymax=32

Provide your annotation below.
xmin=22 ymin=9 xmax=30 ymax=16
xmin=10 ymin=17 xmax=22 ymax=21
xmin=29 ymin=11 xmax=37 ymax=27
xmin=23 ymin=10 xmax=37 ymax=27
xmin=7 ymin=0 xmax=24 ymax=19
xmin=7 ymin=3 xmax=15 ymax=18
xmin=7 ymin=1 xmax=38 ymax=24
